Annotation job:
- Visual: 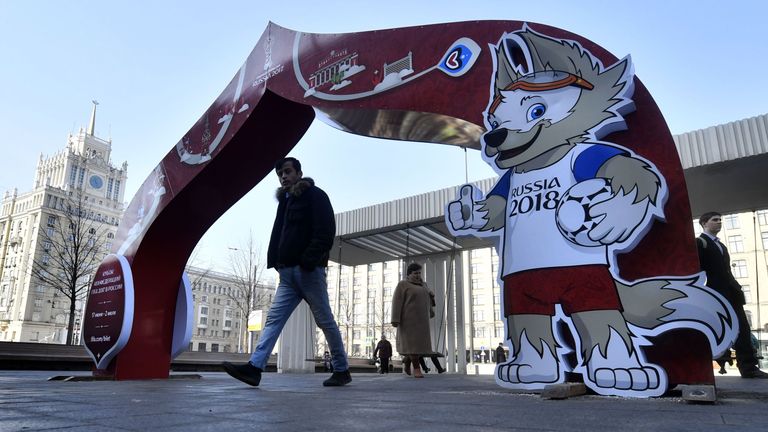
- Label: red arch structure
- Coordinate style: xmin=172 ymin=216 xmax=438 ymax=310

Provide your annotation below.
xmin=81 ymin=21 xmax=725 ymax=394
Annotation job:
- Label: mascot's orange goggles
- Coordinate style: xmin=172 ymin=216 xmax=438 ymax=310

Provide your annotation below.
xmin=489 ymin=71 xmax=594 ymax=114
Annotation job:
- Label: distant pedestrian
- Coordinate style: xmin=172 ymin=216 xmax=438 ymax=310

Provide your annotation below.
xmin=419 ymin=355 xmax=446 ymax=374
xmin=392 ymin=262 xmax=435 ymax=378
xmin=495 ymin=342 xmax=507 ymax=364
xmin=374 ymin=335 xmax=393 ymax=374
xmin=323 ymin=350 xmax=333 ymax=372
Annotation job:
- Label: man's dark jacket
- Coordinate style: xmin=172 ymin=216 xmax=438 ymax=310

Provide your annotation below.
xmin=267 ymin=178 xmax=335 ymax=270
xmin=697 ymin=234 xmax=746 ymax=305
xmin=374 ymin=339 xmax=392 ymax=359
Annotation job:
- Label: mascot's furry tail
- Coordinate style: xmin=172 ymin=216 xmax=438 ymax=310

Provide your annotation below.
xmin=616 ymin=274 xmax=737 ymax=357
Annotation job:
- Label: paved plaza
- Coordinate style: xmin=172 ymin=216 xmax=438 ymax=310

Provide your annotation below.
xmin=1 ymin=369 xmax=768 ymax=431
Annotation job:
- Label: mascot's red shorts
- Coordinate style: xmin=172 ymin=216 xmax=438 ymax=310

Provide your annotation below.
xmin=503 ymin=265 xmax=621 ymax=316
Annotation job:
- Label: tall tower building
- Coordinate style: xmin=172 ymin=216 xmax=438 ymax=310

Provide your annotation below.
xmin=0 ymin=102 xmax=128 ymax=343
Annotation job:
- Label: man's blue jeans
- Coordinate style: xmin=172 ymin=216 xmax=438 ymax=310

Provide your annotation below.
xmin=249 ymin=266 xmax=348 ymax=372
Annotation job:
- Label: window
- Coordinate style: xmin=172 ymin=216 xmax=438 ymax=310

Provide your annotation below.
xmin=113 ymin=180 xmax=121 ymax=200
xmin=727 ymin=235 xmax=744 ymax=253
xmin=198 ymin=342 xmax=206 ymax=352
xmin=211 ymin=344 xmax=219 ymax=352
xmin=762 ymin=232 xmax=768 ymax=250
xmin=472 ymin=295 xmax=484 ymax=306
xmin=47 ymin=215 xmax=56 ymax=226
xmin=758 ymin=210 xmax=768 ymax=226
xmin=34 ymin=298 xmax=42 ymax=308
xmin=199 ymin=316 xmax=208 ymax=325
xmin=473 ymin=310 xmax=484 ymax=321
xmin=353 ymin=330 xmax=361 ymax=339
xmin=473 ymin=326 xmax=487 ymax=338
xmin=77 ymin=167 xmax=85 ymax=188
xmin=732 ymin=260 xmax=748 ymax=278
xmin=201 ymin=295 xmax=208 ymax=303
xmin=723 ymin=214 xmax=740 ymax=229
xmin=471 ymin=278 xmax=481 ymax=288
xmin=383 ymin=286 xmax=393 ymax=296
xmin=742 ymin=285 xmax=752 ymax=303
xmin=32 ymin=312 xmax=41 ymax=321
xmin=383 ymin=273 xmax=392 ymax=283
xmin=367 ymin=275 xmax=376 ymax=285
xmin=495 ymin=326 xmax=504 ymax=338
xmin=200 ymin=306 xmax=208 ymax=315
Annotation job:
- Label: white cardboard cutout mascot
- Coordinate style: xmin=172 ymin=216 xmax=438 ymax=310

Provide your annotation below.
xmin=446 ymin=26 xmax=737 ymax=397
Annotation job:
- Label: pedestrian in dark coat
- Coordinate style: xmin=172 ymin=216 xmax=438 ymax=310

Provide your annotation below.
xmin=495 ymin=342 xmax=507 ymax=364
xmin=223 ymin=157 xmax=351 ymax=387
xmin=697 ymin=212 xmax=767 ymax=379
xmin=374 ymin=335 xmax=393 ymax=374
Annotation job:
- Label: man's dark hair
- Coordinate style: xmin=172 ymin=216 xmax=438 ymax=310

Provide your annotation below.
xmin=275 ymin=157 xmax=301 ymax=173
xmin=699 ymin=211 xmax=721 ymax=227
xmin=407 ymin=262 xmax=422 ymax=275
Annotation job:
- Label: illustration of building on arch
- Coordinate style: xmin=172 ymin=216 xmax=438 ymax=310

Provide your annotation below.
xmin=81 ymin=20 xmax=735 ymax=398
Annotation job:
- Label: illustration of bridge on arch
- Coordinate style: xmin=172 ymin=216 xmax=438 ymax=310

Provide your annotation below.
xmin=82 ymin=20 xmax=737 ymax=398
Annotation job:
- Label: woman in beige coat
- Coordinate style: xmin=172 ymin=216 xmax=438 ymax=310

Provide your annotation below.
xmin=391 ymin=262 xmax=434 ymax=378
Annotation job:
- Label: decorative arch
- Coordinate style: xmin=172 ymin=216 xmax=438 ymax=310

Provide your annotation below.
xmin=81 ymin=21 xmax=729 ymax=397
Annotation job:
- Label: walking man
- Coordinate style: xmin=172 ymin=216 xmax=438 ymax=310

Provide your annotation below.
xmin=373 ymin=335 xmax=393 ymax=374
xmin=223 ymin=157 xmax=351 ymax=387
xmin=697 ymin=212 xmax=768 ymax=378
xmin=495 ymin=342 xmax=507 ymax=364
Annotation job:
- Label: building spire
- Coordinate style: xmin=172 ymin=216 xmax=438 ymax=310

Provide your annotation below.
xmin=87 ymin=100 xmax=99 ymax=136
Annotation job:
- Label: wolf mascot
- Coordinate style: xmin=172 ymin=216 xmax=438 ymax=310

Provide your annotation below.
xmin=446 ymin=26 xmax=736 ymax=397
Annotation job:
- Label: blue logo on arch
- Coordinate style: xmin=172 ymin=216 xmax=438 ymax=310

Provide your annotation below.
xmin=438 ymin=38 xmax=481 ymax=77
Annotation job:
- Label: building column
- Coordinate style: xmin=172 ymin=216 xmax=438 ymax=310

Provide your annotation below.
xmin=425 ymin=255 xmax=447 ymax=370
xmin=277 ymin=302 xmax=315 ymax=373
xmin=454 ymin=251 xmax=467 ymax=374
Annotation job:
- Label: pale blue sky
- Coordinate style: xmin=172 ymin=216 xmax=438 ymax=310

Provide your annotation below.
xmin=1 ymin=1 xmax=766 ymax=270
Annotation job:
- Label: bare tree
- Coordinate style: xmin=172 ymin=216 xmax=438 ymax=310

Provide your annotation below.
xmin=226 ymin=231 xmax=273 ymax=353
xmin=30 ymin=189 xmax=110 ymax=345
xmin=336 ymin=284 xmax=354 ymax=353
xmin=373 ymin=293 xmax=392 ymax=341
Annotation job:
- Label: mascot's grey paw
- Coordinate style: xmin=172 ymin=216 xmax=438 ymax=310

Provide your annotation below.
xmin=582 ymin=329 xmax=667 ymax=397
xmin=592 ymin=366 xmax=660 ymax=391
xmin=495 ymin=334 xmax=560 ymax=386
xmin=496 ymin=361 xmax=560 ymax=384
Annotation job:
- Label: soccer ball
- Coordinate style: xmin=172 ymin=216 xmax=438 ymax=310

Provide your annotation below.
xmin=556 ymin=178 xmax=614 ymax=247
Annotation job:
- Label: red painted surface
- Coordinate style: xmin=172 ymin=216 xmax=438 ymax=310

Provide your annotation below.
xmin=82 ymin=20 xmax=712 ymax=387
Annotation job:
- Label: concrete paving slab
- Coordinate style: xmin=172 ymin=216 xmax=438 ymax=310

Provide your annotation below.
xmin=1 ymin=370 xmax=768 ymax=431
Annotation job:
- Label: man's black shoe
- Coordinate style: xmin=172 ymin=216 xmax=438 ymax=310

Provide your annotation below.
xmin=223 ymin=362 xmax=262 ymax=386
xmin=323 ymin=370 xmax=352 ymax=386
xmin=740 ymin=368 xmax=768 ymax=379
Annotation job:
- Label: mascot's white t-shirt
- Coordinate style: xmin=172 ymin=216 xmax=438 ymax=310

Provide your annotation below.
xmin=501 ymin=143 xmax=608 ymax=275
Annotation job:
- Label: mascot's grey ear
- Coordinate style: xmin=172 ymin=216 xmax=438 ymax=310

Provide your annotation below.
xmin=494 ymin=44 xmax=516 ymax=93
xmin=504 ymin=38 xmax=530 ymax=75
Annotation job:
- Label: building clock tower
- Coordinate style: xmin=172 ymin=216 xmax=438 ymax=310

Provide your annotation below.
xmin=0 ymin=102 xmax=128 ymax=343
